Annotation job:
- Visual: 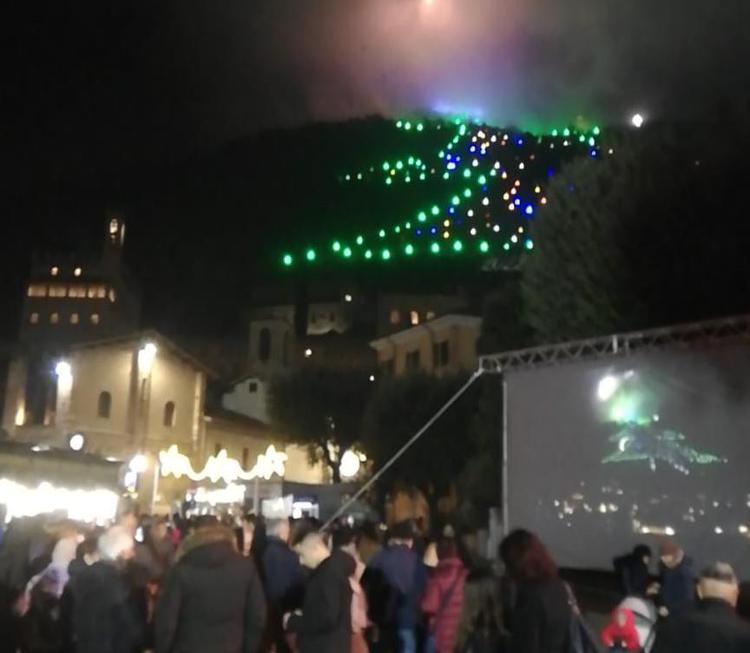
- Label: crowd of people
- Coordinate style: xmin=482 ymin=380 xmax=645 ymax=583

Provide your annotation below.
xmin=1 ymin=508 xmax=749 ymax=653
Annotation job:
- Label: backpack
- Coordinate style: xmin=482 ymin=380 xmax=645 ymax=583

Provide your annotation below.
xmin=564 ymin=583 xmax=602 ymax=653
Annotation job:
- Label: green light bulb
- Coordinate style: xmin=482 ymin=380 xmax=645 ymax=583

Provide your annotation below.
xmin=525 ymin=240 xmax=534 ymax=250
xmin=383 ymin=162 xmax=390 ymax=171
xmin=459 ymin=124 xmax=467 ymax=136
xmin=306 ymin=249 xmax=316 ymax=262
xmin=420 ymin=173 xmax=426 ymax=181
xmin=396 ymin=120 xmax=403 ymax=128
xmin=404 ymin=122 xmax=412 ymax=130
xmin=503 ymin=243 xmax=510 ymax=251
xmin=343 ymin=247 xmax=352 ymax=258
xmin=382 ymin=249 xmax=391 ymax=260
xmin=405 ymin=244 xmax=414 ymax=255
xmin=345 ymin=174 xmax=351 ymax=181
xmin=394 ymin=226 xmax=401 ymax=234
xmin=463 ymin=188 xmax=472 ymax=198
xmin=356 ymin=173 xmax=362 ymax=180
xmin=579 ymin=134 xmax=586 ymax=143
xmin=385 ymin=178 xmax=392 ymax=185
xmin=405 ymin=177 xmax=411 ymax=183
xmin=478 ymin=175 xmax=487 ymax=185
xmin=453 ymin=240 xmax=463 ymax=252
xmin=282 ymin=254 xmax=293 ymax=266
xmin=551 ymin=129 xmax=559 ymax=137
xmin=365 ymin=249 xmax=373 ymax=259
xmin=396 ymin=161 xmax=403 ymax=170
xmin=563 ymin=128 xmax=570 ymax=137
xmin=430 ymin=243 xmax=440 ymax=254
xmin=418 ymin=211 xmax=427 ymax=222
xmin=593 ymin=126 xmax=601 ymax=135
xmin=431 ymin=205 xmax=440 ymax=216
xmin=332 ymin=241 xmax=341 ymax=252
xmin=451 ymin=196 xmax=460 ymax=206
xmin=479 ymin=241 xmax=489 ymax=253
xmin=408 ymin=156 xmax=414 ymax=165
xmin=379 ymin=229 xmax=386 ymax=238
xmin=588 ymin=137 xmax=595 ymax=146
xmin=443 ymin=172 xmax=450 ymax=180
xmin=356 ymin=235 xmax=364 ymax=246
xmin=416 ymin=123 xmax=424 ymax=132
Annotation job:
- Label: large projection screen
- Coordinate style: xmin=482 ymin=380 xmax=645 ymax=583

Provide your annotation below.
xmin=506 ymin=342 xmax=750 ymax=577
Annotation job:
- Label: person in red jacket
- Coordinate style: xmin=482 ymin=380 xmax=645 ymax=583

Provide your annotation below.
xmin=601 ymin=606 xmax=641 ymax=651
xmin=421 ymin=537 xmax=468 ymax=653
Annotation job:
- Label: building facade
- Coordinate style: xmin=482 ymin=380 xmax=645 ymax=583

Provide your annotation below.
xmin=20 ymin=215 xmax=139 ymax=348
xmin=370 ymin=314 xmax=482 ymax=377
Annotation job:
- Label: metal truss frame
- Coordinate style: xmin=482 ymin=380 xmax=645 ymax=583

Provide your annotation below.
xmin=479 ymin=314 xmax=750 ymax=374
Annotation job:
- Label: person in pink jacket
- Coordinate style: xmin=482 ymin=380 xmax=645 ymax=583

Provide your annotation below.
xmin=421 ymin=538 xmax=468 ymax=653
xmin=332 ymin=526 xmax=370 ymax=653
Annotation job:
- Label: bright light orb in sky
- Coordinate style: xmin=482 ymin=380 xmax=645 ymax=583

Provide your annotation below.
xmin=631 ymin=113 xmax=645 ymax=128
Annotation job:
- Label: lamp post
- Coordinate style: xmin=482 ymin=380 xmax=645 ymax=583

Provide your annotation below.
xmin=135 ymin=343 xmax=157 ymax=512
xmin=55 ymin=360 xmax=73 ymax=436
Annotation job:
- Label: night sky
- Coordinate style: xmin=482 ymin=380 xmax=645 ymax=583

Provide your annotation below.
xmin=2 ymin=0 xmax=749 ymax=338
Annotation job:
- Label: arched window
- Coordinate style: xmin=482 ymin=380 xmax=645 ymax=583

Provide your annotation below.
xmin=97 ymin=391 xmax=112 ymax=418
xmin=163 ymin=401 xmax=176 ymax=427
xmin=258 ymin=328 xmax=272 ymax=362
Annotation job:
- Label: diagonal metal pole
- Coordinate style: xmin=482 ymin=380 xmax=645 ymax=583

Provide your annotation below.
xmin=323 ymin=369 xmax=484 ymax=529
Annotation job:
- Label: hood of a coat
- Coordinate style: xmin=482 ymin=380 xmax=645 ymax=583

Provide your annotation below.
xmin=177 ymin=526 xmax=238 ymax=567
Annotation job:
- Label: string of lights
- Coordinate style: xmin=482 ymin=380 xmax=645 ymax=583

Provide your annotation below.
xmin=280 ymin=117 xmax=606 ymax=268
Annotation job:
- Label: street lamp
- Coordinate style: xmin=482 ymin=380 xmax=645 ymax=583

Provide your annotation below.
xmin=68 ymin=433 xmax=85 ymax=451
xmin=138 ymin=342 xmax=157 ymax=375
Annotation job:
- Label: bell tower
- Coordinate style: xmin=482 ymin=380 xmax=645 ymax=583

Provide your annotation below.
xmin=103 ymin=212 xmax=126 ymax=265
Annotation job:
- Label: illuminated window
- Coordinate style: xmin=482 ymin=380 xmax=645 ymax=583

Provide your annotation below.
xmin=164 ymin=401 xmax=176 ymax=427
xmin=50 ymin=266 xmax=59 ymax=276
xmin=87 ymin=285 xmax=106 ymax=299
xmin=49 ymin=285 xmax=67 ymax=298
xmin=109 ymin=288 xmax=117 ymax=303
xmin=97 ymin=391 xmax=112 ymax=418
xmin=410 ymin=311 xmax=420 ymax=326
xmin=426 ymin=311 xmax=436 ymax=321
xmin=70 ymin=313 xmax=79 ymax=325
xmin=90 ymin=313 xmax=100 ymax=325
xmin=73 ymin=267 xmax=82 ymax=277
xmin=258 ymin=328 xmax=271 ymax=362
xmin=390 ymin=309 xmax=401 ymax=325
xmin=50 ymin=312 xmax=59 ymax=325
xmin=29 ymin=313 xmax=39 ymax=324
xmin=68 ymin=285 xmax=86 ymax=298
xmin=27 ymin=284 xmax=47 ymax=298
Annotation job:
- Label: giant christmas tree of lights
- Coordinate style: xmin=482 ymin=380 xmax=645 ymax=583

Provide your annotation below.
xmin=280 ymin=116 xmax=608 ymax=269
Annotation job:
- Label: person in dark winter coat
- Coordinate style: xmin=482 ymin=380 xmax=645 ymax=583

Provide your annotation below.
xmin=262 ymin=518 xmax=305 ymax=653
xmin=653 ymin=562 xmax=750 ymax=653
xmin=657 ymin=539 xmax=695 ymax=617
xmin=614 ymin=544 xmax=652 ymax=597
xmin=367 ymin=520 xmax=427 ymax=653
xmin=421 ymin=538 xmax=468 ymax=653
xmin=154 ymin=524 xmax=267 ymax=653
xmin=500 ymin=529 xmax=571 ymax=653
xmin=72 ymin=526 xmax=143 ymax=653
xmin=285 ymin=531 xmax=354 ymax=653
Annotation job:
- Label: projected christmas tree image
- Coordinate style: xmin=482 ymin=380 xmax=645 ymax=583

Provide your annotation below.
xmin=279 ymin=116 xmax=604 ymax=269
xmin=596 ymin=374 xmax=725 ymax=474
